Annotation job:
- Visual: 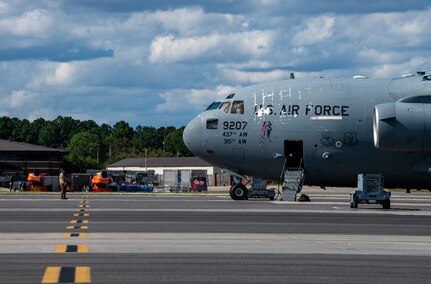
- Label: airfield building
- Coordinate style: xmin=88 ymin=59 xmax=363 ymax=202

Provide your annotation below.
xmin=0 ymin=139 xmax=68 ymax=176
xmin=106 ymin=156 xmax=229 ymax=188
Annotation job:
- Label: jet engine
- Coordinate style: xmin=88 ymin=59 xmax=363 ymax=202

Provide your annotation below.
xmin=373 ymin=102 xmax=431 ymax=151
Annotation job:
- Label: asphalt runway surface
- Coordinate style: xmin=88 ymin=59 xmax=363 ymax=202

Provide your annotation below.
xmin=1 ymin=188 xmax=431 ymax=283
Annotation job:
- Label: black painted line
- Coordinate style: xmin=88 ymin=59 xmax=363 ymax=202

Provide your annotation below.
xmin=58 ymin=267 xmax=75 ymax=283
xmin=66 ymin=245 xmax=78 ymax=253
xmin=63 ymin=233 xmax=88 ymax=237
xmin=67 ymin=226 xmax=88 ymax=229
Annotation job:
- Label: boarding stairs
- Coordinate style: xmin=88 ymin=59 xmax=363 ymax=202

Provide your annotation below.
xmin=279 ymin=159 xmax=304 ymax=201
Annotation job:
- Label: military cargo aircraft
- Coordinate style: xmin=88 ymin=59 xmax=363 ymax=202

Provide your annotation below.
xmin=183 ymin=71 xmax=431 ymax=200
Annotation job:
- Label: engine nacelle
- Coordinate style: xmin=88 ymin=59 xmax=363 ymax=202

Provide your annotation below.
xmin=373 ymin=102 xmax=431 ymax=151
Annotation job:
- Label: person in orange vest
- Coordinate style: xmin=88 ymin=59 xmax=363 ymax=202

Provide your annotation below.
xmin=59 ymin=169 xmax=69 ymax=200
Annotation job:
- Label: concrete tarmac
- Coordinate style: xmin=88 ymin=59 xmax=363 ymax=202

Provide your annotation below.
xmin=1 ymin=188 xmax=431 ymax=283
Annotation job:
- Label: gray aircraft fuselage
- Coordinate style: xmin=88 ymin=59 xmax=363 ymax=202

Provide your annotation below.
xmin=183 ymin=73 xmax=431 ymax=189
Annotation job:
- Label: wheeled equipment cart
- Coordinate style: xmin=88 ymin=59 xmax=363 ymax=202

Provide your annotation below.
xmin=350 ymin=174 xmax=391 ymax=209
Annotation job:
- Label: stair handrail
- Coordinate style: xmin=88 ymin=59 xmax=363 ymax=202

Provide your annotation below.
xmin=280 ymin=158 xmax=288 ymax=182
xmin=295 ymin=158 xmax=305 ymax=192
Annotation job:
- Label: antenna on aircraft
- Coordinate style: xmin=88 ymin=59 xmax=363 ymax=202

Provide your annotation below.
xmin=290 ymin=73 xmax=295 ymax=79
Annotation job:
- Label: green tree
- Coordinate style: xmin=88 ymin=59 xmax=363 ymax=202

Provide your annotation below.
xmin=0 ymin=116 xmax=18 ymax=140
xmin=64 ymin=153 xmax=100 ymax=173
xmin=0 ymin=115 xmax=194 ymax=171
xmin=78 ymin=120 xmax=99 ymax=133
xmin=52 ymin=116 xmax=80 ymax=148
xmin=95 ymin=123 xmax=112 ymax=162
xmin=111 ymin=121 xmax=133 ymax=155
xmin=12 ymin=119 xmax=32 ymax=143
xmin=176 ymin=126 xmax=192 ymax=156
xmin=164 ymin=129 xmax=181 ymax=156
xmin=132 ymin=126 xmax=158 ymax=152
xmin=164 ymin=127 xmax=192 ymax=156
xmin=38 ymin=121 xmax=60 ymax=148
xmin=67 ymin=131 xmax=100 ymax=160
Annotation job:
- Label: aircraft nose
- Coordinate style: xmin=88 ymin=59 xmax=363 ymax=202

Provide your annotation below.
xmin=183 ymin=116 xmax=202 ymax=155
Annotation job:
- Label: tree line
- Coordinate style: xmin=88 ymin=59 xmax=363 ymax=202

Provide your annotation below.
xmin=0 ymin=116 xmax=192 ymax=172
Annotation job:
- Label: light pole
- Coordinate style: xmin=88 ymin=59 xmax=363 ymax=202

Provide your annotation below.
xmin=144 ymin=148 xmax=148 ymax=172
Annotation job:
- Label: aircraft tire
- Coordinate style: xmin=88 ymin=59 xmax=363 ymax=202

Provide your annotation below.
xmin=351 ymin=197 xmax=358 ymax=208
xmin=230 ymin=184 xmax=247 ymax=200
xmin=382 ymin=198 xmax=390 ymax=209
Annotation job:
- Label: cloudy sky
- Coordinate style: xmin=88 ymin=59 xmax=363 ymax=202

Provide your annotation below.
xmin=1 ymin=0 xmax=430 ymax=127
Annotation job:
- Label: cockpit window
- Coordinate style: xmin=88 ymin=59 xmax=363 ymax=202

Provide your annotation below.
xmin=230 ymin=100 xmax=244 ymax=114
xmin=206 ymin=119 xmax=218 ymax=129
xmin=206 ymin=102 xmax=221 ymax=111
xmin=220 ymin=101 xmax=231 ymax=113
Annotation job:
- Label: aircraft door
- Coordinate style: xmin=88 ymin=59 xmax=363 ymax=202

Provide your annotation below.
xmin=284 ymin=140 xmax=304 ymax=169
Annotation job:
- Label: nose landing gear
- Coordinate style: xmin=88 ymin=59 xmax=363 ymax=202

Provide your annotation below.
xmin=229 ymin=184 xmax=248 ymax=200
xmin=229 ymin=178 xmax=276 ymax=201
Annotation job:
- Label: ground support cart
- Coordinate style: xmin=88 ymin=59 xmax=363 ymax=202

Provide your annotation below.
xmin=350 ymin=174 xmax=391 ymax=209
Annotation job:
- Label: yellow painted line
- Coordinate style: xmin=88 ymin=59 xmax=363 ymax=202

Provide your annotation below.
xmin=54 ymin=245 xmax=67 ymax=253
xmin=41 ymin=266 xmax=91 ymax=283
xmin=73 ymin=213 xmax=90 ymax=217
xmin=63 ymin=233 xmax=88 ymax=237
xmin=66 ymin=226 xmax=88 ymax=229
xmin=70 ymin=220 xmax=89 ymax=224
xmin=78 ymin=245 xmax=89 ymax=253
xmin=75 ymin=266 xmax=91 ymax=283
xmin=41 ymin=266 xmax=60 ymax=283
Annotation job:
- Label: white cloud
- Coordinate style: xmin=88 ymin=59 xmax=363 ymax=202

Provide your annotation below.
xmin=149 ymin=30 xmax=273 ymax=63
xmin=292 ymin=14 xmax=335 ymax=45
xmin=216 ymin=60 xmax=273 ymax=70
xmin=28 ymin=108 xmax=56 ymax=122
xmin=358 ymin=49 xmax=405 ymax=65
xmin=363 ymin=56 xmax=431 ymax=78
xmin=1 ymin=2 xmax=431 ymax=127
xmin=8 ymin=90 xmax=33 ymax=108
xmin=338 ymin=9 xmax=431 ymax=49
xmin=0 ymin=9 xmax=54 ymax=37
xmin=44 ymin=62 xmax=76 ymax=86
xmin=156 ymin=85 xmax=236 ymax=112
xmin=0 ymin=1 xmax=10 ymax=14
xmin=221 ymin=69 xmax=290 ymax=84
xmin=125 ymin=7 xmax=247 ymax=37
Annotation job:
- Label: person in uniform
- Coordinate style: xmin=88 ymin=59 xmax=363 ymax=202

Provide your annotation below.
xmin=59 ymin=169 xmax=68 ymax=200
